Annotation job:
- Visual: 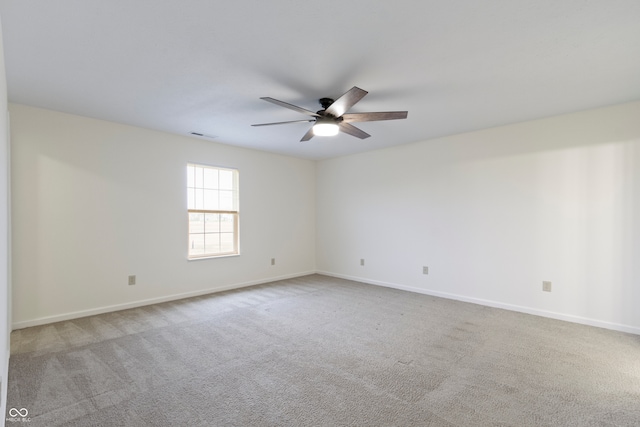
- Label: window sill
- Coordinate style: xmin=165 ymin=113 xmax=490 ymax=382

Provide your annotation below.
xmin=187 ymin=253 xmax=240 ymax=262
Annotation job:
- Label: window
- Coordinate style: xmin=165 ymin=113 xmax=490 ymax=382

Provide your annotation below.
xmin=187 ymin=163 xmax=239 ymax=259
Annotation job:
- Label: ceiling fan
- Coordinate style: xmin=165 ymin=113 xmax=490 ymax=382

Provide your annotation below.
xmin=252 ymin=86 xmax=408 ymax=141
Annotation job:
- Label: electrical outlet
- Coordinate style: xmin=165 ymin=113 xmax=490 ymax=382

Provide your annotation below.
xmin=423 ymin=266 xmax=429 ymax=275
xmin=542 ymin=281 xmax=552 ymax=292
xmin=360 ymin=259 xmax=365 ymax=266
xmin=128 ymin=275 xmax=136 ymax=286
xmin=271 ymin=258 xmax=275 ymax=266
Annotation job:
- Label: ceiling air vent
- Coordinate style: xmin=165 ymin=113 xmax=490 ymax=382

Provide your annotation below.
xmin=190 ymin=132 xmax=217 ymax=139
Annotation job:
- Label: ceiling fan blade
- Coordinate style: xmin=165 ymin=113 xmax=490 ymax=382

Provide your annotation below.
xmin=325 ymin=86 xmax=368 ymax=117
xmin=341 ymin=111 xmax=408 ymax=123
xmin=260 ymin=97 xmax=320 ymax=117
xmin=252 ymin=119 xmax=315 ymax=127
xmin=339 ymin=123 xmax=371 ymax=139
xmin=300 ymin=126 xmax=315 ymax=142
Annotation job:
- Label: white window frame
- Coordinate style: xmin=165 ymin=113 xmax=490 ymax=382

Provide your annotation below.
xmin=187 ymin=163 xmax=239 ymax=259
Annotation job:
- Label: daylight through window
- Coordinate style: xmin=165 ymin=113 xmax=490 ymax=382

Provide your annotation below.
xmin=187 ymin=163 xmax=239 ymax=259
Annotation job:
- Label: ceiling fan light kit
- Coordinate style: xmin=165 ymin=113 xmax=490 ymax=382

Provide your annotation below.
xmin=312 ymin=121 xmax=340 ymax=136
xmin=252 ymin=86 xmax=408 ymax=142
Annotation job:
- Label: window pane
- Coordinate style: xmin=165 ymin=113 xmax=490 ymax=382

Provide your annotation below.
xmin=194 ymin=189 xmax=204 ymax=210
xmin=189 ymin=234 xmax=205 ymax=256
xmin=187 ymin=188 xmax=195 ymax=209
xmin=220 ymin=233 xmax=235 ymax=253
xmin=205 ymin=213 xmax=220 ymax=233
xmin=220 ymin=214 xmax=234 ymax=232
xmin=205 ymin=233 xmax=220 ymax=254
xmin=195 ymin=166 xmax=204 ymax=188
xmin=203 ymin=167 xmax=218 ymax=189
xmin=219 ymin=169 xmax=233 ymax=190
xmin=203 ymin=189 xmax=218 ymax=210
xmin=220 ymin=190 xmax=233 ymax=210
xmin=189 ymin=213 xmax=205 ymax=234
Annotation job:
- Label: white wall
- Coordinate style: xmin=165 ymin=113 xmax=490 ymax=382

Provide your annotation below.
xmin=10 ymin=104 xmax=316 ymax=328
xmin=0 ymin=17 xmax=7 ymax=427
xmin=317 ymin=101 xmax=640 ymax=334
xmin=9 ymin=99 xmax=640 ymax=336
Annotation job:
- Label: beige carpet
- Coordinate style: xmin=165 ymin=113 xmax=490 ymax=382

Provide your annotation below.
xmin=7 ymin=274 xmax=640 ymax=426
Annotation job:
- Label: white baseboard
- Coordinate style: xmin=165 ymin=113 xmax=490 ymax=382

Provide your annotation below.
xmin=317 ymin=271 xmax=640 ymax=336
xmin=14 ymin=270 xmax=640 ymax=336
xmin=12 ymin=271 xmax=316 ymax=330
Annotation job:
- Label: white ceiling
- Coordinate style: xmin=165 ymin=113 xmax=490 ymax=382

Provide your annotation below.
xmin=1 ymin=1 xmax=639 ymax=160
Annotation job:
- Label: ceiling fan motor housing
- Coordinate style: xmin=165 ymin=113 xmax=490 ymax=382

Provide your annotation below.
xmin=317 ymin=98 xmax=344 ymax=123
xmin=319 ymin=97 xmax=335 ymax=110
